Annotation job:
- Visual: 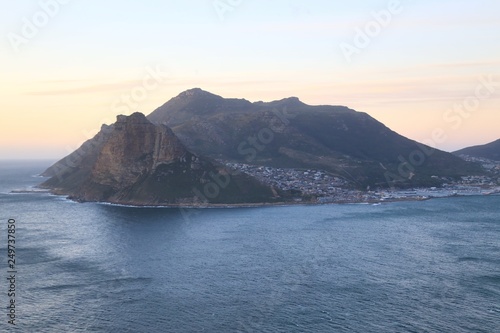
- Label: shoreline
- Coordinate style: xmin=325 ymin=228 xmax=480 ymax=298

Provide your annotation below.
xmin=16 ymin=186 xmax=499 ymax=209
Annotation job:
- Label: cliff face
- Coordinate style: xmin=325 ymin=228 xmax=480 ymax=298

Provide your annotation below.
xmin=90 ymin=113 xmax=185 ymax=189
xmin=41 ymin=112 xmax=278 ymax=206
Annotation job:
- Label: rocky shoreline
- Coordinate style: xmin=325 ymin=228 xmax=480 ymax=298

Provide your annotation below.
xmin=15 ymin=184 xmax=499 ymax=209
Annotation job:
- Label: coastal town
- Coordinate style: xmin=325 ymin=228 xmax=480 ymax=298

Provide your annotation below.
xmin=224 ymin=156 xmax=500 ymax=204
xmin=12 ymin=155 xmax=500 ymax=206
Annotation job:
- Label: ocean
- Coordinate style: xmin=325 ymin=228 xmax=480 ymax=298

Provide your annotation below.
xmin=0 ymin=160 xmax=499 ymax=332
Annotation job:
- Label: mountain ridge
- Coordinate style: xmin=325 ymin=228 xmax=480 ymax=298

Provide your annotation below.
xmin=41 ymin=88 xmax=485 ymax=206
xmin=454 ymin=139 xmax=500 ymax=161
xmin=147 ymin=88 xmax=482 ymax=188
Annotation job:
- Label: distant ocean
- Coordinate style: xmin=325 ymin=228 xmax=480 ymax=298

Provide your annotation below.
xmin=1 ymin=160 xmax=499 ymax=332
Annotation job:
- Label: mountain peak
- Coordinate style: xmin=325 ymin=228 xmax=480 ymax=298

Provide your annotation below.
xmin=116 ymin=112 xmax=150 ymax=124
xmin=175 ymin=88 xmax=222 ymax=100
xmin=283 ymin=96 xmax=301 ymax=102
xmin=261 ymin=96 xmax=305 ymax=108
xmin=281 ymin=96 xmax=303 ymax=105
xmin=147 ymin=88 xmax=252 ymax=126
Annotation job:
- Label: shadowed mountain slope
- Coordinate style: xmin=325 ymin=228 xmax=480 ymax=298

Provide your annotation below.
xmin=41 ymin=112 xmax=278 ymax=205
xmin=148 ymin=88 xmax=482 ymax=188
xmin=454 ymin=139 xmax=500 ymax=161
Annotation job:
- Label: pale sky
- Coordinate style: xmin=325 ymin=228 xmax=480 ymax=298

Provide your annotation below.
xmin=1 ymin=0 xmax=499 ymax=159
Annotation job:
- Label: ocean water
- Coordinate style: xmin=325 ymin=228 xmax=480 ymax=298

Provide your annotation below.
xmin=0 ymin=160 xmax=499 ymax=332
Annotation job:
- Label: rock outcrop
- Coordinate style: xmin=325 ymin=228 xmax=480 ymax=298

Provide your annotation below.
xmin=41 ymin=112 xmax=278 ymax=206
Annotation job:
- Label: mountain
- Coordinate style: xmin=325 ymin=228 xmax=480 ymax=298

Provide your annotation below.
xmin=148 ymin=88 xmax=254 ymax=127
xmin=148 ymin=88 xmax=482 ymax=188
xmin=454 ymin=139 xmax=500 ymax=161
xmin=40 ymin=113 xmax=279 ymax=206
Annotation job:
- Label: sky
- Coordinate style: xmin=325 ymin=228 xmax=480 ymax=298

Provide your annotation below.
xmin=1 ymin=0 xmax=499 ymax=159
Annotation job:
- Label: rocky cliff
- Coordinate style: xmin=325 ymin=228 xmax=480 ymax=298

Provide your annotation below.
xmin=41 ymin=113 xmax=279 ymax=206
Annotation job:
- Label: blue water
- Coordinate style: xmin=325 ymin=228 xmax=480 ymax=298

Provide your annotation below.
xmin=0 ymin=160 xmax=499 ymax=332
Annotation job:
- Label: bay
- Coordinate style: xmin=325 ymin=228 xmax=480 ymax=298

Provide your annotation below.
xmin=0 ymin=160 xmax=499 ymax=332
